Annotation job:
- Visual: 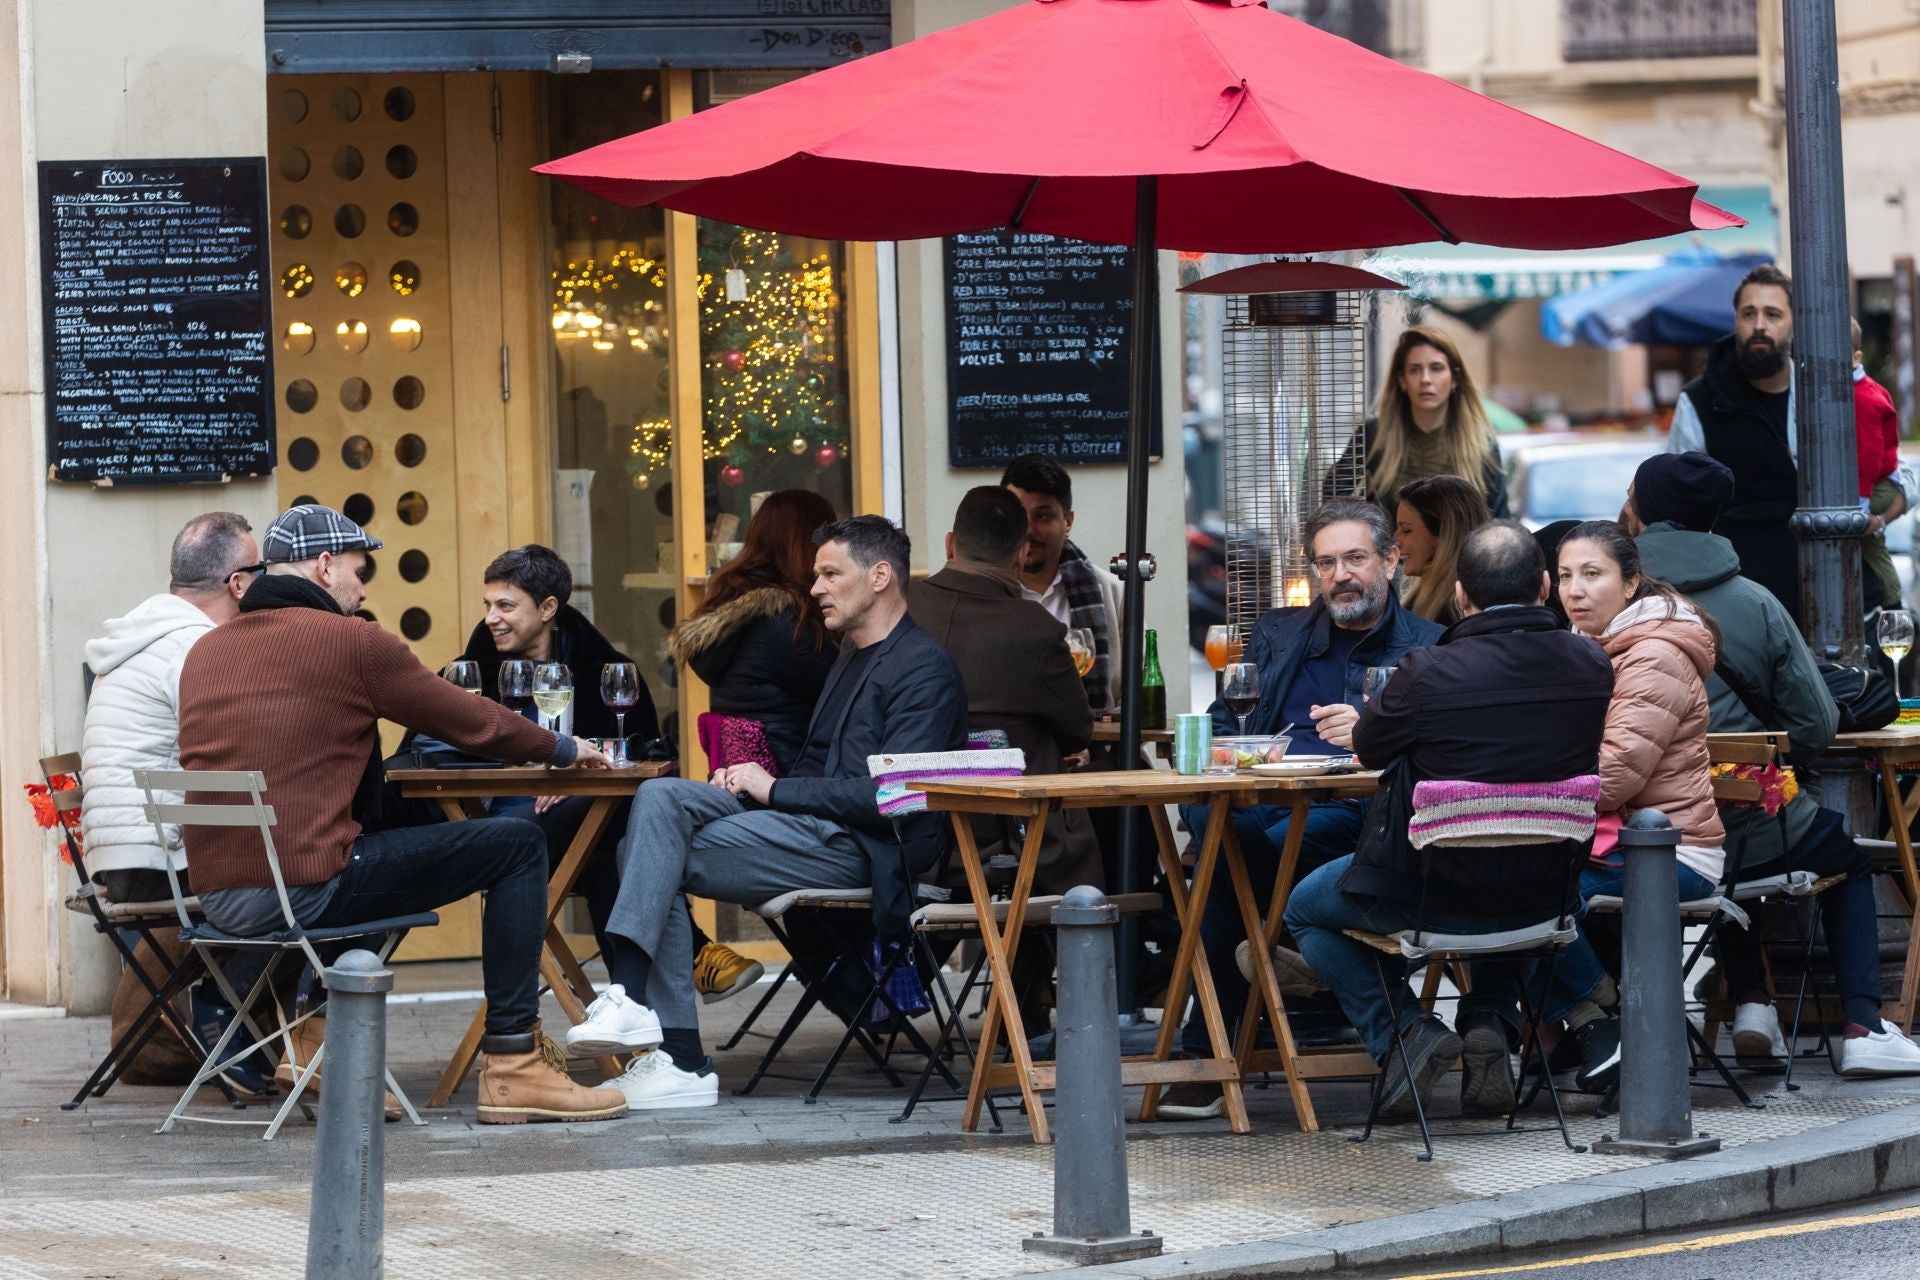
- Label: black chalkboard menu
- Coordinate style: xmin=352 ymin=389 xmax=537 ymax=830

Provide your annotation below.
xmin=39 ymin=158 xmax=275 ymax=484
xmin=944 ymin=229 xmax=1157 ymax=468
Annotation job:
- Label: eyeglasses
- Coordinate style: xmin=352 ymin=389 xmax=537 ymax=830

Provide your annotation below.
xmin=226 ymin=562 xmax=266 ymax=583
xmin=1310 ymin=550 xmax=1381 ymax=577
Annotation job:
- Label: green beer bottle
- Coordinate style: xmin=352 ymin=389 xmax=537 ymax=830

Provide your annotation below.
xmin=1140 ymin=628 xmax=1167 ymax=729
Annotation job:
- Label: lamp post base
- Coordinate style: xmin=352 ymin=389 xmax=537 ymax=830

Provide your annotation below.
xmin=1592 ymin=1133 xmax=1722 ymax=1160
xmin=1023 ymin=1231 xmax=1164 ymax=1264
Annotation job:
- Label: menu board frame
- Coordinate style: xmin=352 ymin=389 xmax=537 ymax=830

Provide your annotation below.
xmin=944 ymin=228 xmax=1159 ymax=470
xmin=38 ymin=156 xmax=276 ymax=485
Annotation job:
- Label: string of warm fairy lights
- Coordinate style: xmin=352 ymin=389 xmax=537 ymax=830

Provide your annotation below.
xmin=553 ymin=228 xmax=849 ymax=488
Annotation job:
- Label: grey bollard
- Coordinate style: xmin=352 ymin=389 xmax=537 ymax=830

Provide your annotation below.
xmin=1592 ymin=811 xmax=1722 ymax=1159
xmin=306 ymin=950 xmax=392 ymax=1279
xmin=1023 ymin=887 xmax=1162 ymax=1265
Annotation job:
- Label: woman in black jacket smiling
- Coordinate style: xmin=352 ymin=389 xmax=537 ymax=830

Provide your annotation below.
xmin=668 ymin=489 xmax=839 ymax=774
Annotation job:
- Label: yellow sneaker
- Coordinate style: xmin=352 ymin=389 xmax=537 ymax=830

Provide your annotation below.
xmin=694 ymin=942 xmax=765 ymax=1004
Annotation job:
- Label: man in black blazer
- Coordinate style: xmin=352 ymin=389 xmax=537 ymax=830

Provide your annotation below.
xmin=579 ymin=516 xmax=968 ymax=1111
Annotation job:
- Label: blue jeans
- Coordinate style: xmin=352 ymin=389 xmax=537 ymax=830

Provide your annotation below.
xmin=1176 ymin=799 xmax=1365 ymax=1056
xmin=1286 ymin=855 xmax=1563 ymax=1061
xmin=1714 ymin=808 xmax=1882 ymax=1028
xmin=313 ymin=816 xmax=548 ymax=1036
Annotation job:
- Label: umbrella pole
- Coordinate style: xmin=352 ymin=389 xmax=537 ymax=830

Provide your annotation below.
xmin=1113 ymin=174 xmax=1157 ymax=1018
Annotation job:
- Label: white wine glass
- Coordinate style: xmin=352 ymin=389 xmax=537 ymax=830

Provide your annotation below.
xmin=1881 ymin=610 xmax=1915 ymax=701
xmin=533 ymin=662 xmax=573 ymax=738
xmin=445 ymin=659 xmax=482 ymax=695
xmin=1066 ymin=628 xmax=1095 ymax=679
xmin=600 ymin=662 xmax=640 ymax=766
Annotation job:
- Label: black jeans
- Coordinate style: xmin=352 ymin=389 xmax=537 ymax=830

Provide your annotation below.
xmin=313 ymin=816 xmax=548 ymax=1036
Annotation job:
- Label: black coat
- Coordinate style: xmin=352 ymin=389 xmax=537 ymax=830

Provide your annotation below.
xmin=666 ymin=586 xmax=836 ymax=774
xmin=458 ymin=606 xmax=659 ymax=743
xmin=1342 ymin=605 xmax=1614 ymax=909
xmin=768 ymin=612 xmax=968 ymax=933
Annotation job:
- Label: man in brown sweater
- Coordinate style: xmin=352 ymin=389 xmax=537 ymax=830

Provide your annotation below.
xmin=177 ymin=504 xmax=628 ymax=1125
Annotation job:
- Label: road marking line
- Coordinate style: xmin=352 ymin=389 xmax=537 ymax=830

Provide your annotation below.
xmin=1387 ymin=1203 xmax=1920 ymax=1278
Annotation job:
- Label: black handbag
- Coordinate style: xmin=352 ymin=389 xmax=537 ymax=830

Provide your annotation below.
xmin=1820 ymin=660 xmax=1898 ymax=733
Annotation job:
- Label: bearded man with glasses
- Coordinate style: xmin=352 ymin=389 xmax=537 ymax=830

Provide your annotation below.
xmin=1158 ymin=496 xmax=1443 ymax=1120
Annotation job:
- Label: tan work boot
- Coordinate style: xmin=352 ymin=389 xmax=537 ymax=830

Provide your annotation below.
xmin=275 ymin=1015 xmax=405 ymax=1121
xmin=477 ymin=1024 xmax=628 ymax=1125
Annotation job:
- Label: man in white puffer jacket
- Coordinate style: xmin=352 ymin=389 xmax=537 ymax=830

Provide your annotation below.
xmin=81 ymin=512 xmax=260 ymax=904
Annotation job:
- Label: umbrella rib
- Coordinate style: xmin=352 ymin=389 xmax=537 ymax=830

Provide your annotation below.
xmin=1010 ymin=176 xmax=1043 ymax=228
xmin=1395 ymin=188 xmax=1460 ymax=244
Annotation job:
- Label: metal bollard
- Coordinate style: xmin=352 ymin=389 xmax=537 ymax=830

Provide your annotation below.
xmin=1593 ymin=811 xmax=1721 ymax=1159
xmin=305 ymin=950 xmax=392 ymax=1279
xmin=1023 ymin=886 xmax=1162 ymax=1264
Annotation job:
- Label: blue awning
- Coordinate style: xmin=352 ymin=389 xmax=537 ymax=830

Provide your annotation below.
xmin=1363 ymin=185 xmax=1777 ymax=304
xmin=1542 ymin=252 xmax=1775 ymax=348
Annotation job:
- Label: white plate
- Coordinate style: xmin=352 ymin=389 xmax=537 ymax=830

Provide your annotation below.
xmin=1249 ymin=757 xmax=1349 ymax=777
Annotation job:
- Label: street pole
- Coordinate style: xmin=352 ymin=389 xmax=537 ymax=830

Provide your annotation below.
xmin=1782 ymin=0 xmax=1875 ymax=834
xmin=305 ymin=950 xmax=392 ymax=1280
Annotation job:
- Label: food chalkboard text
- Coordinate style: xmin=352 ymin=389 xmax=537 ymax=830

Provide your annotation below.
xmin=39 ymin=158 xmax=275 ymax=484
xmin=944 ymin=229 xmax=1157 ymax=469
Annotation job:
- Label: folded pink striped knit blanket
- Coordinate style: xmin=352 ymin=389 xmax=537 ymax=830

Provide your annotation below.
xmin=1408 ymin=775 xmax=1602 ymax=849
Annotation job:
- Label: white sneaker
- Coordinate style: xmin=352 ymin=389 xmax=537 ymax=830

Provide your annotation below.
xmin=564 ymin=985 xmax=663 ymax=1056
xmin=1731 ymin=1002 xmax=1788 ymax=1062
xmin=611 ymin=1050 xmax=720 ymax=1111
xmin=1840 ymin=1024 xmax=1920 ymax=1077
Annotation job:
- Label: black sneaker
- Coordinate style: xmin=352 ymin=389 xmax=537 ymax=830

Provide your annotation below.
xmin=1376 ymin=1017 xmax=1462 ymax=1119
xmin=1157 ymin=1081 xmax=1224 ymax=1120
xmin=1458 ymin=1016 xmax=1516 ymax=1116
xmin=1573 ymin=1016 xmax=1622 ymax=1093
xmin=190 ymin=987 xmax=272 ymax=1099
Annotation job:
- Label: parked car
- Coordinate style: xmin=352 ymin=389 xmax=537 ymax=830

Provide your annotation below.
xmin=1500 ymin=429 xmax=1669 ymax=530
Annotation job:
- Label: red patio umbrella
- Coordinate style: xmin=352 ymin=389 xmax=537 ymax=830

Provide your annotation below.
xmin=537 ymin=0 xmax=1740 ymax=773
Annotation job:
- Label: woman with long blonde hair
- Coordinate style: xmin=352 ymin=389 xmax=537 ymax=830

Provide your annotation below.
xmin=1330 ymin=326 xmax=1509 ymax=518
xmin=1395 ymin=474 xmax=1492 ymax=624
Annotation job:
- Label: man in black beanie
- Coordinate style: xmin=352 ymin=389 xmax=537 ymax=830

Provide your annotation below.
xmin=1623 ymin=453 xmax=1920 ymax=1075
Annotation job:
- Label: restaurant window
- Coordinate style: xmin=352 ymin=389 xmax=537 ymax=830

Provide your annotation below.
xmin=545 ymin=70 xmax=674 ymax=730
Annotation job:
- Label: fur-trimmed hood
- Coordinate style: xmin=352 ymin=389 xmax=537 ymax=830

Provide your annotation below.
xmin=667 ymin=586 xmax=801 ymax=665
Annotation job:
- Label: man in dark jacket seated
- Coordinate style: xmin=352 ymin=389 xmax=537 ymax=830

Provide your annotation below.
xmin=573 ymin=516 xmax=968 ymax=1111
xmin=909 ymin=486 xmax=1097 ymax=894
xmin=1285 ymin=522 xmax=1615 ymax=1119
xmin=1625 ymin=453 xmax=1920 ymax=1075
xmin=1161 ymin=497 xmax=1443 ymax=1120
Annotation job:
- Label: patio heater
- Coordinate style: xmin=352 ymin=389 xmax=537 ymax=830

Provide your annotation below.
xmin=1181 ymin=263 xmax=1405 ymax=638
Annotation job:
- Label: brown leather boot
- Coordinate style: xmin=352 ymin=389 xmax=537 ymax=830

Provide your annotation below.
xmin=275 ymin=1016 xmax=405 ymax=1121
xmin=477 ymin=1025 xmax=628 ymax=1125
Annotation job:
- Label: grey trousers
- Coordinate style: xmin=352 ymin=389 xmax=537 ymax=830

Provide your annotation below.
xmin=609 ymin=777 xmax=865 ymax=1029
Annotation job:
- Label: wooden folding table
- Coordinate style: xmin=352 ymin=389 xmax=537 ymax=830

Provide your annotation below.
xmin=388 ymin=761 xmax=673 ymax=1107
xmin=913 ymin=769 xmax=1259 ymax=1143
xmin=1820 ymin=728 xmax=1920 ymax=1031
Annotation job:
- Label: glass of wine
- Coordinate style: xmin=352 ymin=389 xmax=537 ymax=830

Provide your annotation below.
xmin=1203 ymin=624 xmax=1237 ymax=672
xmin=445 ymin=660 xmax=482 ymax=695
xmin=1222 ymin=662 xmax=1261 ymax=737
xmin=498 ymin=660 xmax=534 ymax=717
xmin=533 ymin=662 xmax=573 ymax=739
xmin=600 ymin=662 xmax=641 ymax=766
xmin=1881 ymin=610 xmax=1915 ymax=700
xmin=1066 ymin=627 xmax=1096 ymax=679
xmin=1362 ymin=665 xmax=1398 ymax=706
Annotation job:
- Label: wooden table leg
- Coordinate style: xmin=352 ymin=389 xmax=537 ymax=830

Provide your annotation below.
xmin=1879 ymin=763 xmax=1920 ymax=1033
xmin=1141 ymin=803 xmax=1248 ymax=1132
xmin=1226 ymin=801 xmax=1322 ymax=1132
xmin=957 ymin=805 xmax=1053 ymax=1141
xmin=427 ymin=795 xmax=624 ymax=1107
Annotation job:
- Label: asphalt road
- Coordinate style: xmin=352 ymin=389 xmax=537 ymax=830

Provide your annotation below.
xmin=1366 ymin=1189 xmax=1920 ymax=1279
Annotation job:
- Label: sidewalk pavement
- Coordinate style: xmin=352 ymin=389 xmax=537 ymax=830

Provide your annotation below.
xmin=4 ymin=971 xmax=1920 ymax=1279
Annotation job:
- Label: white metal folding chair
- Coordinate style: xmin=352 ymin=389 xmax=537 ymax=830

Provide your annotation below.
xmin=138 ymin=767 xmax=436 ymax=1139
